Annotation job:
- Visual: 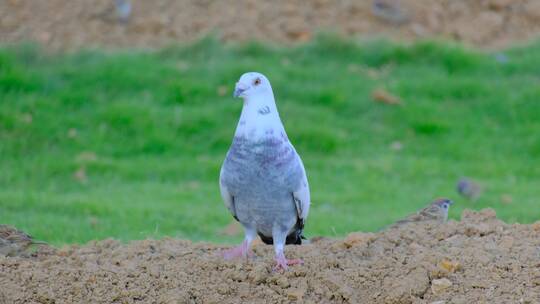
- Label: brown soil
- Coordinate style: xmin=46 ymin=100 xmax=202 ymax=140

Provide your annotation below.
xmin=1 ymin=209 xmax=540 ymax=304
xmin=1 ymin=0 xmax=540 ymax=50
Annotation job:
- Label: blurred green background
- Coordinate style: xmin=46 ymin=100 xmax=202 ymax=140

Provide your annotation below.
xmin=1 ymin=36 xmax=539 ymax=245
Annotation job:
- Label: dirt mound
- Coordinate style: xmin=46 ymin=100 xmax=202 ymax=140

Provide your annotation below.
xmin=1 ymin=0 xmax=540 ymax=50
xmin=1 ymin=209 xmax=539 ymax=303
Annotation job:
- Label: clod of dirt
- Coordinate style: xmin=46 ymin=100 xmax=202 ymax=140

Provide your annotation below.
xmin=342 ymin=231 xmax=375 ymax=248
xmin=1 ymin=0 xmax=540 ymax=50
xmin=1 ymin=209 xmax=540 ymax=303
xmin=371 ymin=88 xmax=403 ymax=105
xmin=439 ymin=258 xmax=460 ymax=273
xmin=431 ymin=278 xmax=453 ymax=295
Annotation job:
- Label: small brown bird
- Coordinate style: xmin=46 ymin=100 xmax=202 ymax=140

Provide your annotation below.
xmin=391 ymin=198 xmax=453 ymax=228
xmin=0 ymin=225 xmax=47 ymax=257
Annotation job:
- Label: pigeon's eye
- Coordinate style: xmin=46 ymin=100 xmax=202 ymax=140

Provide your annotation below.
xmin=253 ymin=78 xmax=261 ymax=86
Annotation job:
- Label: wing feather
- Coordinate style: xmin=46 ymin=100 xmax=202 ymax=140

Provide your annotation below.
xmin=292 ymin=155 xmax=310 ymax=221
xmin=219 ymin=166 xmax=238 ymax=221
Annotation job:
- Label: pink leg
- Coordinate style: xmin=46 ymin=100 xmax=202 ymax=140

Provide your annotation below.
xmin=222 ymin=239 xmax=253 ymax=260
xmin=273 ymin=251 xmax=304 ymax=271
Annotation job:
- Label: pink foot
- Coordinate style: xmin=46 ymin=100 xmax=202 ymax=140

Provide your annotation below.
xmin=273 ymin=253 xmax=304 ymax=271
xmin=222 ymin=240 xmax=252 ymax=260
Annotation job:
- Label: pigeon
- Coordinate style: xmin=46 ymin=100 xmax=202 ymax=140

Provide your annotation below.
xmin=219 ymin=72 xmax=310 ymax=271
xmin=0 ymin=225 xmax=47 ymax=257
xmin=372 ymin=0 xmax=409 ymax=25
xmin=94 ymin=0 xmax=131 ymax=24
xmin=457 ymin=178 xmax=482 ymax=201
xmin=114 ymin=0 xmax=132 ymax=24
xmin=391 ymin=198 xmax=453 ymax=228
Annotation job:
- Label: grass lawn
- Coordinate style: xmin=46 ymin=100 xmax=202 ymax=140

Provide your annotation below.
xmin=1 ymin=36 xmax=539 ymax=245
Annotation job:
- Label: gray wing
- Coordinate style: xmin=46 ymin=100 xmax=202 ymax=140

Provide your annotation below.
xmin=219 ymin=165 xmax=238 ymax=221
xmin=292 ymin=155 xmax=310 ymax=222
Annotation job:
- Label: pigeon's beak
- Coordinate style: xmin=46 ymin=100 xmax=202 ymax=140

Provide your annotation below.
xmin=233 ymin=82 xmax=248 ymax=98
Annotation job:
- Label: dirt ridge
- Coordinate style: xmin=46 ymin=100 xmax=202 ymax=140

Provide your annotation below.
xmin=1 ymin=208 xmax=539 ymax=303
xmin=2 ymin=0 xmax=540 ymax=50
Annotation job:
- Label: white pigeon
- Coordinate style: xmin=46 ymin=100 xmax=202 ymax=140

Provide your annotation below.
xmin=219 ymin=72 xmax=310 ymax=270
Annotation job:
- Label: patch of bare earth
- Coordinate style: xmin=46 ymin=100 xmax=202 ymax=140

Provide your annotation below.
xmin=1 ymin=209 xmax=539 ymax=303
xmin=1 ymin=0 xmax=540 ymax=50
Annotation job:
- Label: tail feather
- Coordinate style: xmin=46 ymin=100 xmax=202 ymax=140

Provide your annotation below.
xmin=257 ymin=218 xmax=305 ymax=245
xmin=257 ymin=229 xmax=303 ymax=245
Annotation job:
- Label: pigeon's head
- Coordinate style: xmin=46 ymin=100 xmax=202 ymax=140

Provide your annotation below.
xmin=432 ymin=198 xmax=453 ymax=211
xmin=233 ymin=72 xmax=271 ymax=99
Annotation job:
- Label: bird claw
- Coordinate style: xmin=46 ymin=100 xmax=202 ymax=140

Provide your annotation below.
xmin=222 ymin=242 xmax=253 ymax=260
xmin=273 ymin=255 xmax=303 ymax=272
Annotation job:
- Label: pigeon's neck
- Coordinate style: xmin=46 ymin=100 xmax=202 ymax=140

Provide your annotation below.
xmin=234 ymin=93 xmax=285 ymax=140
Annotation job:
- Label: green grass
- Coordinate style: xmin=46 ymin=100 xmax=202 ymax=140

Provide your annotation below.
xmin=1 ymin=36 xmax=539 ymax=245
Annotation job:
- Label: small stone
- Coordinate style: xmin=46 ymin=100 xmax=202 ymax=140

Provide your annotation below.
xmin=20 ymin=113 xmax=33 ymax=123
xmin=390 ymin=141 xmax=403 ymax=151
xmin=343 ymin=232 xmax=375 ymax=248
xmin=216 ymin=283 xmax=230 ymax=295
xmin=531 ymin=221 xmax=540 ymax=231
xmin=495 ymin=53 xmax=509 ymax=64
xmin=287 ymin=288 xmax=304 ymax=300
xmin=176 ymin=61 xmax=190 ymax=71
xmin=37 ymin=31 xmax=52 ymax=43
xmin=281 ymin=58 xmax=291 ymax=67
xmin=500 ymin=194 xmax=513 ymax=204
xmin=439 ymin=259 xmax=461 ymax=273
xmin=366 ymin=68 xmax=381 ymax=79
xmin=371 ymin=88 xmax=402 ymax=105
xmin=185 ymin=181 xmax=200 ymax=190
xmin=217 ymin=85 xmax=228 ymax=97
xmin=88 ymin=216 xmax=99 ymax=228
xmin=486 ymin=0 xmax=514 ymax=10
xmin=431 ymin=278 xmax=452 ymax=295
xmin=276 ymin=276 xmax=290 ymax=288
xmin=411 ymin=23 xmax=428 ymax=37
xmin=67 ymin=128 xmax=78 ymax=138
xmin=76 ymin=151 xmax=97 ymax=162
xmin=73 ymin=166 xmax=88 ymax=183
